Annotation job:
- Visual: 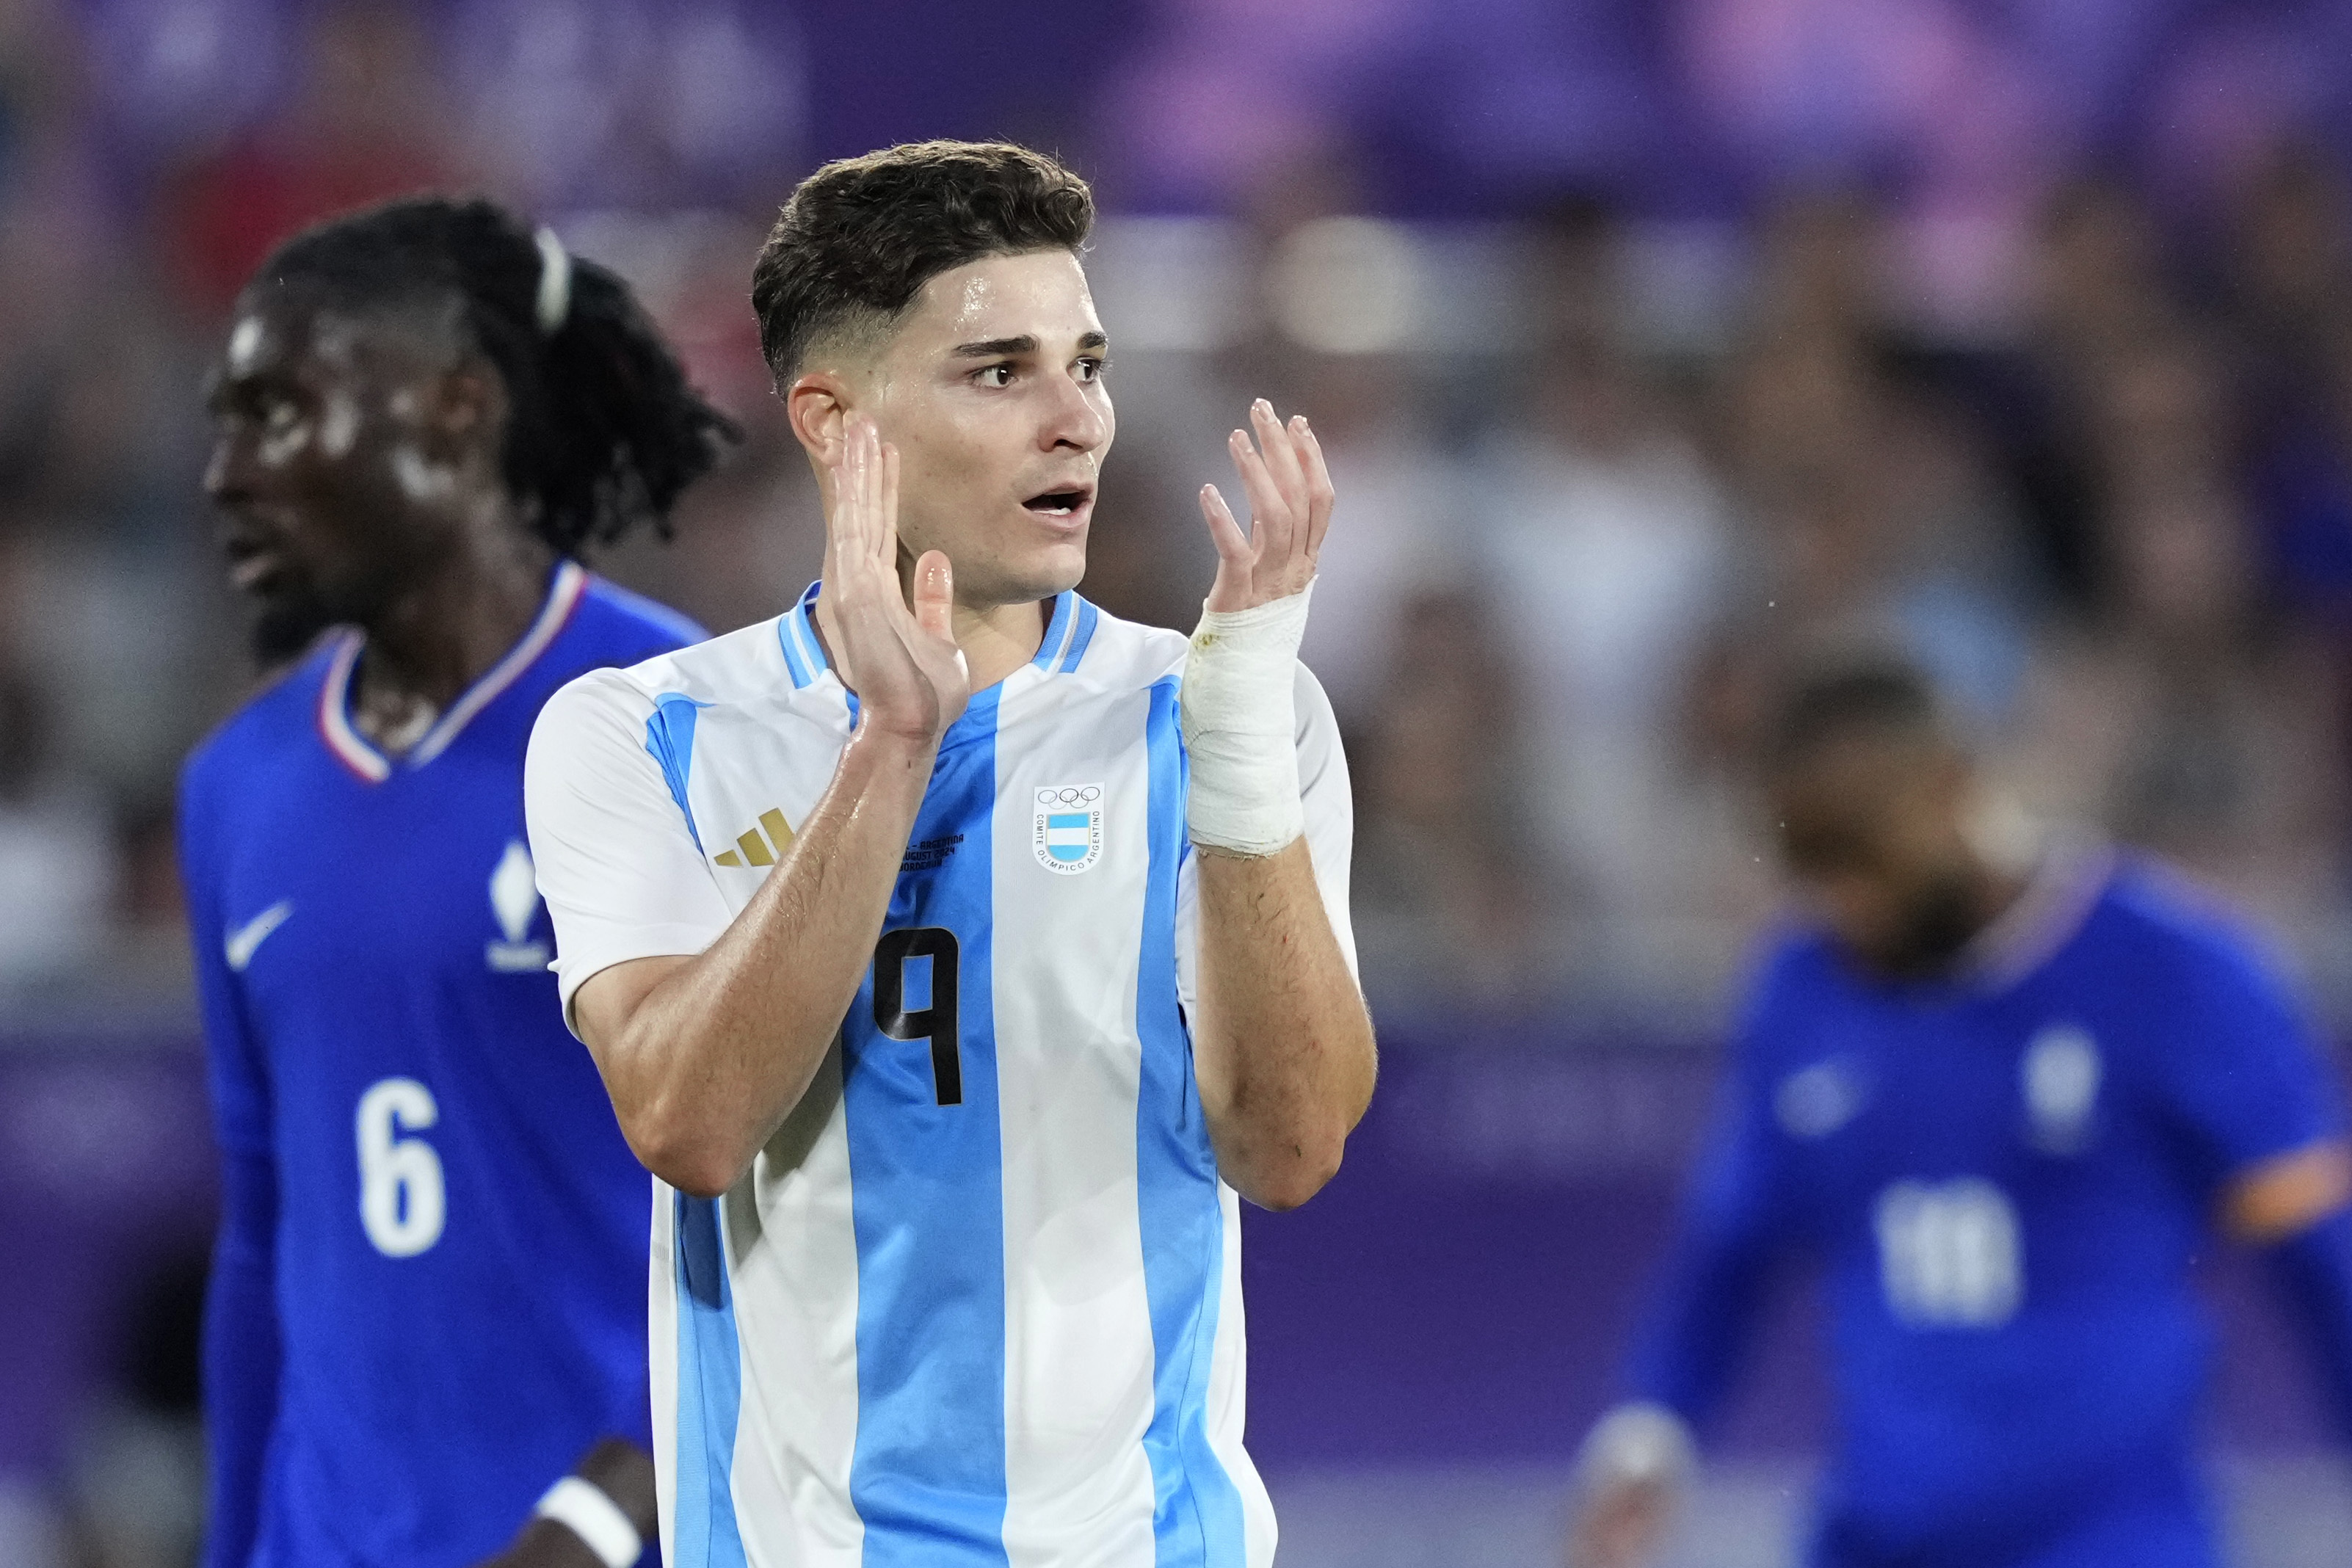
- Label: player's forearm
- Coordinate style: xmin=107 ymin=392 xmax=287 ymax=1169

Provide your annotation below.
xmin=596 ymin=729 xmax=935 ymax=1196
xmin=479 ymin=1438 xmax=656 ymax=1568
xmin=1191 ymin=838 xmax=1376 ymax=1210
xmin=2262 ymin=1203 xmax=2352 ymax=1436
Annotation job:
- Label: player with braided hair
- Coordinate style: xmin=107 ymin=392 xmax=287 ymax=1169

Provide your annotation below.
xmin=181 ymin=194 xmax=737 ymax=1568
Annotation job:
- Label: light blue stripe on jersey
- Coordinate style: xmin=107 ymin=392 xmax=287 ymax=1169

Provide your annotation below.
xmin=1135 ymin=676 xmax=1246 ymax=1567
xmin=1031 ymin=591 xmax=1076 ymax=669
xmin=775 ymin=619 xmax=811 ymax=689
xmin=672 ymin=1193 xmax=749 ymax=1568
xmin=843 ymin=684 xmax=1010 ymax=1565
xmin=1056 ymin=598 xmax=1101 ymax=674
xmin=776 ymin=586 xmax=825 ymax=690
xmin=645 ymin=694 xmax=711 ymax=850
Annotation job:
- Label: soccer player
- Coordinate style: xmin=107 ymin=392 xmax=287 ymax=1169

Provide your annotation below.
xmin=523 ymin=141 xmax=1378 ymax=1564
xmin=1568 ymin=657 xmax=2352 ymax=1568
xmin=181 ymin=196 xmax=738 ymax=1568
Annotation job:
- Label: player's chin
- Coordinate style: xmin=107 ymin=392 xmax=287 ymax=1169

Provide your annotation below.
xmin=1008 ymin=529 xmax=1089 ymax=599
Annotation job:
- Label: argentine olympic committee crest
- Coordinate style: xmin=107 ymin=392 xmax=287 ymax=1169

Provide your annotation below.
xmin=1033 ymin=784 xmax=1104 ymax=874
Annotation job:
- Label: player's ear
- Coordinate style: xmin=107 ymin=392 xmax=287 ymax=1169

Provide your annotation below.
xmin=783 ymin=372 xmax=852 ymax=470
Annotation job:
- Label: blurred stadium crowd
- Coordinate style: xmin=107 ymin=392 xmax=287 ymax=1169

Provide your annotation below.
xmin=6 ymin=0 xmax=2352 ymax=1031
xmin=5 ymin=3 xmax=2352 ymax=1561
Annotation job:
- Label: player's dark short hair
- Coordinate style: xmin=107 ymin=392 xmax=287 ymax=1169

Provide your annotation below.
xmin=751 ymin=140 xmax=1095 ymax=382
xmin=1766 ymin=653 xmax=1947 ymax=772
xmin=250 ymin=195 xmax=741 ymax=556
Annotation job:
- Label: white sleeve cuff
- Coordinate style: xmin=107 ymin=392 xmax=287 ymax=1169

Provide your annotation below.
xmin=1577 ymin=1401 xmax=1696 ymax=1488
xmin=535 ymin=1476 xmax=643 ymax=1568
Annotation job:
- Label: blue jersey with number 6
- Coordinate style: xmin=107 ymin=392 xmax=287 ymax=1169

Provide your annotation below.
xmin=179 ymin=563 xmax=701 ymax=1568
xmin=1627 ymin=848 xmax=2348 ymax=1568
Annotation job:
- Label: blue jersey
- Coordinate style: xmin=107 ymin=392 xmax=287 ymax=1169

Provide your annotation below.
xmin=180 ymin=564 xmax=702 ymax=1568
xmin=1629 ymin=848 xmax=2346 ymax=1568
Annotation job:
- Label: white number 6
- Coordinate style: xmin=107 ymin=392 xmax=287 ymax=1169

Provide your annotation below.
xmin=356 ymin=1078 xmax=446 ymax=1257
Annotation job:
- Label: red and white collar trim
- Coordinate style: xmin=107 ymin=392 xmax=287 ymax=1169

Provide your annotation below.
xmin=316 ymin=560 xmax=588 ymax=783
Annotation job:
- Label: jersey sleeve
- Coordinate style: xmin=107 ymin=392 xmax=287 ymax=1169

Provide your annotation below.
xmin=1175 ymin=661 xmax=1358 ymax=1015
xmin=178 ymin=748 xmax=282 ymax=1568
xmin=179 ymin=751 xmax=269 ymax=1157
xmin=524 ymin=670 xmax=735 ymax=1033
xmin=1623 ymin=952 xmax=1804 ymax=1427
xmin=2145 ymin=921 xmax=2346 ymax=1190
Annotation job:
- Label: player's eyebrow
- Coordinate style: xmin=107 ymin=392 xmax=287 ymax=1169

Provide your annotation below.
xmin=948 ymin=332 xmax=1111 ymax=359
xmin=952 ymin=335 xmax=1038 ymax=359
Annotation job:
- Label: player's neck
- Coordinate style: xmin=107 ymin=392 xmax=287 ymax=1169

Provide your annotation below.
xmin=350 ymin=520 xmax=559 ymax=753
xmin=950 ymin=595 xmax=1053 ymax=692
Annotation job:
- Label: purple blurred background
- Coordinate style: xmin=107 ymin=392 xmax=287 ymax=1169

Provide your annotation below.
xmin=8 ymin=0 xmax=2352 ymax=1563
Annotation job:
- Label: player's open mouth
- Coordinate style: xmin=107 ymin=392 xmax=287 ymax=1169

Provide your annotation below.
xmin=1022 ymin=487 xmax=1092 ymax=520
xmin=225 ymin=539 xmax=283 ymax=592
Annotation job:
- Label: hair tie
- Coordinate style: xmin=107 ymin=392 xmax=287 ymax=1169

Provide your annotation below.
xmin=534 ymin=227 xmax=573 ymax=335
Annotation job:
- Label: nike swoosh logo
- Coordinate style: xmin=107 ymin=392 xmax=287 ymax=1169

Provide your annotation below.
xmin=225 ymin=901 xmax=294 ymax=973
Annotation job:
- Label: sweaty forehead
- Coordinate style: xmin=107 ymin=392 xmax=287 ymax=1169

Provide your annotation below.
xmin=896 ymin=250 xmax=1099 ymax=347
xmin=222 ymin=289 xmax=463 ymax=385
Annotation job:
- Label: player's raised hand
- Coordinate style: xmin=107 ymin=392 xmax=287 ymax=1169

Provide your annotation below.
xmin=1199 ymin=399 xmax=1332 ymax=613
xmin=819 ymin=416 xmax=970 ymax=746
xmin=1567 ymin=1474 xmax=1673 ymax=1568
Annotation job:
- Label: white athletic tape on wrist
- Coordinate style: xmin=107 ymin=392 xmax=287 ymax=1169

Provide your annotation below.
xmin=1578 ymin=1401 xmax=1696 ymax=1489
xmin=534 ymin=1476 xmax=642 ymax=1568
xmin=1181 ymin=581 xmax=1313 ymax=856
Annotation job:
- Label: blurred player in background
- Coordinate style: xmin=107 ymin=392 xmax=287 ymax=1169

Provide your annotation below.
xmin=525 ymin=140 xmax=1376 ymax=1565
xmin=1570 ymin=656 xmax=2352 ymax=1568
xmin=181 ymin=195 xmax=738 ymax=1568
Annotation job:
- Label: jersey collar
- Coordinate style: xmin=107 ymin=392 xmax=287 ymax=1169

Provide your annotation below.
xmin=317 ymin=559 xmax=589 ymax=783
xmin=1959 ymin=834 xmax=2116 ymax=994
xmin=775 ymin=582 xmax=1099 ymax=692
xmin=776 ymin=581 xmax=830 ymax=689
xmin=1031 ymin=589 xmax=1099 ymax=674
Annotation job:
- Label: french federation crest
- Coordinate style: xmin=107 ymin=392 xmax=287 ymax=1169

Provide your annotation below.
xmin=1033 ymin=784 xmax=1103 ymax=875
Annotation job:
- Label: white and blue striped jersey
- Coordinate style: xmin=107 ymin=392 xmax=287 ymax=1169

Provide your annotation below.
xmin=523 ymin=584 xmax=1357 ymax=1568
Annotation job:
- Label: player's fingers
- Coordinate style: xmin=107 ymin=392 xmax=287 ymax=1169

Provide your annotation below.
xmin=858 ymin=421 xmax=885 ymax=558
xmin=1227 ymin=427 xmax=1295 ymax=565
xmin=878 ymin=439 xmax=903 ymax=574
xmin=1198 ymin=486 xmax=1255 ymax=614
xmin=1251 ymin=397 xmax=1310 ymax=516
xmin=1198 ymin=483 xmax=1252 ymax=564
xmin=839 ymin=418 xmax=871 ymax=560
xmin=1297 ymin=417 xmax=1335 ymax=557
xmin=854 ymin=423 xmax=894 ymax=586
xmin=820 ymin=421 xmax=854 ymax=568
xmin=910 ymin=548 xmax=954 ymax=642
xmin=830 ymin=423 xmax=865 ymax=605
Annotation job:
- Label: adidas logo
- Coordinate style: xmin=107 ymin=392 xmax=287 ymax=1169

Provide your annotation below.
xmin=715 ymin=809 xmax=794 ymax=868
